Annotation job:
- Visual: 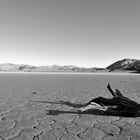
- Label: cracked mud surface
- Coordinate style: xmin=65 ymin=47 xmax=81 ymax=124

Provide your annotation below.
xmin=0 ymin=73 xmax=140 ymax=140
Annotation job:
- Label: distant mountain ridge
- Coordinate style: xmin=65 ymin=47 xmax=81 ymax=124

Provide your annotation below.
xmin=0 ymin=63 xmax=36 ymax=72
xmin=106 ymin=59 xmax=140 ymax=71
xmin=0 ymin=63 xmax=103 ymax=72
xmin=0 ymin=59 xmax=140 ymax=72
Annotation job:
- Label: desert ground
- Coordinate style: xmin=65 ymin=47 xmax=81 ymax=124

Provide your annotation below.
xmin=0 ymin=72 xmax=140 ymax=140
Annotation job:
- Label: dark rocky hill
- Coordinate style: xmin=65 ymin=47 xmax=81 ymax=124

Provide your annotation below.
xmin=106 ymin=59 xmax=140 ymax=71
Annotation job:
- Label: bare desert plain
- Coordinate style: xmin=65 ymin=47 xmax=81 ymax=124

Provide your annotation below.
xmin=0 ymin=72 xmax=140 ymax=140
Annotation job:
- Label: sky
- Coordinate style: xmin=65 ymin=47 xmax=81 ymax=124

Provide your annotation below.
xmin=0 ymin=0 xmax=140 ymax=68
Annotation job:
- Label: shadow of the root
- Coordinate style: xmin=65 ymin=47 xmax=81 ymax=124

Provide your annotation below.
xmin=46 ymin=109 xmax=140 ymax=118
xmin=30 ymin=100 xmax=86 ymax=108
xmin=29 ymin=100 xmax=140 ymax=118
xmin=46 ymin=109 xmax=104 ymax=116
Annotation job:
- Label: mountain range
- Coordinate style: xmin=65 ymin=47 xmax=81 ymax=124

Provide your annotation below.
xmin=0 ymin=63 xmax=104 ymax=72
xmin=0 ymin=59 xmax=140 ymax=72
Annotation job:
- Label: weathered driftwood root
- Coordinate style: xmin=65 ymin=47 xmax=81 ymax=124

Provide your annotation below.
xmin=80 ymin=84 xmax=140 ymax=117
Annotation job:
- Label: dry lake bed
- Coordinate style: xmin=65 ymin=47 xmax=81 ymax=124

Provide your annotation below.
xmin=0 ymin=72 xmax=140 ymax=140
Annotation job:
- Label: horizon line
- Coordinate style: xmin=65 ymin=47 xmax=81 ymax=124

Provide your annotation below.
xmin=0 ymin=58 xmax=139 ymax=68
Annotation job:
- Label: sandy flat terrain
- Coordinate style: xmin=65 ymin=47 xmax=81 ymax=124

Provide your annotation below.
xmin=0 ymin=73 xmax=140 ymax=139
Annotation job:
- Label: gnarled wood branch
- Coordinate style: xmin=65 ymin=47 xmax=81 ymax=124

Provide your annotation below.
xmin=82 ymin=84 xmax=140 ymax=117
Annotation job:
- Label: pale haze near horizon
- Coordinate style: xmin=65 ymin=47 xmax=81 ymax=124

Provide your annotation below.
xmin=0 ymin=0 xmax=140 ymax=68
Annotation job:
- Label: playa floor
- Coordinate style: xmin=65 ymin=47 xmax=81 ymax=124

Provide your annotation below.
xmin=0 ymin=73 xmax=140 ymax=140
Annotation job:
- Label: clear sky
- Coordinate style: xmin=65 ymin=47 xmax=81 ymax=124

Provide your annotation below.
xmin=0 ymin=0 xmax=140 ymax=67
